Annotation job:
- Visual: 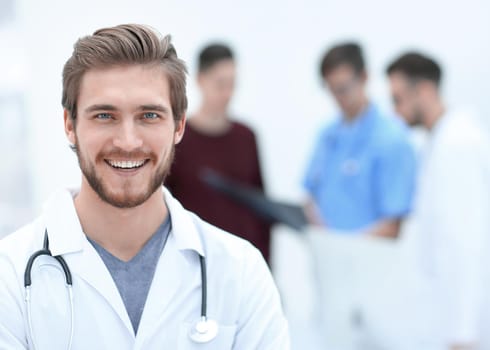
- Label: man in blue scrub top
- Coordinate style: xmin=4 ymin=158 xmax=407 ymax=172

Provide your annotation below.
xmin=303 ymin=43 xmax=416 ymax=238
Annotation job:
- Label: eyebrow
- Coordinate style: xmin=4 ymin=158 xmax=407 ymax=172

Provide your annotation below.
xmin=84 ymin=104 xmax=118 ymax=113
xmin=138 ymin=104 xmax=170 ymax=114
xmin=83 ymin=104 xmax=171 ymax=114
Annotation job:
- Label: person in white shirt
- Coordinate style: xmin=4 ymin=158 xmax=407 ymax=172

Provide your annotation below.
xmin=387 ymin=52 xmax=490 ymax=350
xmin=0 ymin=23 xmax=289 ymax=350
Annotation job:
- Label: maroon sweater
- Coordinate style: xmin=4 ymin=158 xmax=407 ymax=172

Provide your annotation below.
xmin=165 ymin=121 xmax=270 ymax=262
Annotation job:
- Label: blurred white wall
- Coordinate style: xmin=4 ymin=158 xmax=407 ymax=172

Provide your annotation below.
xmin=14 ymin=0 xmax=490 ymax=212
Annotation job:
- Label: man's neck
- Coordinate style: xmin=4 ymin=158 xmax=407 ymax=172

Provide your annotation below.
xmin=74 ymin=182 xmax=167 ymax=261
xmin=342 ymin=98 xmax=369 ymax=122
xmin=189 ymin=105 xmax=231 ymax=135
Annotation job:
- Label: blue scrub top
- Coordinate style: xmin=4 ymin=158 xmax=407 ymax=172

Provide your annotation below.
xmin=303 ymin=103 xmax=416 ymax=231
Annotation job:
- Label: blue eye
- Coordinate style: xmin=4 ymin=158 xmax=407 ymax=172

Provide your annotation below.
xmin=96 ymin=113 xmax=112 ymax=120
xmin=143 ymin=112 xmax=159 ymax=119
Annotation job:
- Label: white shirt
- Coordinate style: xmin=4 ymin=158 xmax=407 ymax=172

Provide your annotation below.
xmin=0 ymin=187 xmax=290 ymax=350
xmin=413 ymin=110 xmax=490 ymax=346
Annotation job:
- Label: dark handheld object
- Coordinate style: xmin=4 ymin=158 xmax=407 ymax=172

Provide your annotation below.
xmin=200 ymin=169 xmax=308 ymax=231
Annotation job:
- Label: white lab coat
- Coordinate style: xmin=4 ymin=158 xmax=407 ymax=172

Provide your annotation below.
xmin=409 ymin=110 xmax=490 ymax=347
xmin=0 ymin=187 xmax=289 ymax=350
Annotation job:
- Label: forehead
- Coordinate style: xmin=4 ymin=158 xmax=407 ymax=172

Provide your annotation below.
xmin=324 ymin=63 xmax=357 ymax=82
xmin=389 ymin=72 xmax=412 ymax=90
xmin=78 ymin=64 xmax=171 ymax=106
xmin=80 ymin=64 xmax=168 ymax=87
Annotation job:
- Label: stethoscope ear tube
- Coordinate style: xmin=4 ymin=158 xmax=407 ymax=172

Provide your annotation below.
xmin=54 ymin=256 xmax=73 ymax=285
xmin=24 ymin=231 xmax=72 ymax=287
xmin=24 ymin=230 xmax=74 ymax=350
xmin=24 ymin=250 xmax=51 ymax=287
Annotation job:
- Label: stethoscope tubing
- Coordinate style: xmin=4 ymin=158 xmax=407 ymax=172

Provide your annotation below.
xmin=24 ymin=231 xmax=74 ymax=350
xmin=24 ymin=229 xmax=211 ymax=349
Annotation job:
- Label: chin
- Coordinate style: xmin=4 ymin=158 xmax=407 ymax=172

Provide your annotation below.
xmin=103 ymin=192 xmax=152 ymax=209
xmin=94 ymin=181 xmax=161 ymax=209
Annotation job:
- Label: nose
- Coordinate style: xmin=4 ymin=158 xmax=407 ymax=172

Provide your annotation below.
xmin=113 ymin=119 xmax=143 ymax=151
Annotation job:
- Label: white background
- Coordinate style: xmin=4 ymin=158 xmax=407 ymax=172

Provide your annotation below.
xmin=6 ymin=0 xmax=489 ymax=211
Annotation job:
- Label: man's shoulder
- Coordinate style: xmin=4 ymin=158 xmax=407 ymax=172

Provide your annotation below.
xmin=313 ymin=118 xmax=341 ymax=143
xmin=432 ymin=111 xmax=490 ymax=166
xmin=0 ymin=219 xmax=41 ymax=275
xmin=371 ymin=107 xmax=408 ymax=132
xmin=441 ymin=110 xmax=489 ymax=146
xmin=1 ymin=220 xmax=37 ymax=247
xmin=370 ymin=111 xmax=411 ymax=147
xmin=230 ymin=120 xmax=258 ymax=140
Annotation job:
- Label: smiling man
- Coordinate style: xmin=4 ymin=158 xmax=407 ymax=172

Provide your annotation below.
xmin=0 ymin=24 xmax=289 ymax=349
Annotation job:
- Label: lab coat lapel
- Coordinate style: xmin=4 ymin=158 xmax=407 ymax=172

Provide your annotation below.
xmin=135 ymin=189 xmax=204 ymax=343
xmin=43 ymin=188 xmax=134 ymax=336
xmin=134 ymin=236 xmax=194 ymax=343
xmin=66 ymin=241 xmax=134 ymax=335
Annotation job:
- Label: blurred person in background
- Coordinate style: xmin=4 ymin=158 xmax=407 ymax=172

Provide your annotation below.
xmin=303 ymin=42 xmax=416 ymax=238
xmin=387 ymin=52 xmax=490 ymax=350
xmin=165 ymin=44 xmax=271 ymax=262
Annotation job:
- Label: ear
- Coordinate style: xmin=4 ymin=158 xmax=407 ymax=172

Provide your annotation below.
xmin=64 ymin=109 xmax=76 ymax=145
xmin=174 ymin=114 xmax=186 ymax=145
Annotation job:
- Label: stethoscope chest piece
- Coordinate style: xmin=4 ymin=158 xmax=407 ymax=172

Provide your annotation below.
xmin=189 ymin=317 xmax=219 ymax=343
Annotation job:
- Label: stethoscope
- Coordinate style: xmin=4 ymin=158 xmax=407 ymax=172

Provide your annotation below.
xmin=24 ymin=230 xmax=219 ymax=349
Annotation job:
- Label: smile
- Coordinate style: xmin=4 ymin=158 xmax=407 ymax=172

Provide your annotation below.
xmin=105 ymin=159 xmax=148 ymax=169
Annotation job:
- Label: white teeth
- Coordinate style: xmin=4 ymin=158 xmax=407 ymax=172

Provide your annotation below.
xmin=108 ymin=160 xmax=145 ymax=169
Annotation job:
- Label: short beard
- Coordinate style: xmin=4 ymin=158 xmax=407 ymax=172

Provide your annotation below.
xmin=72 ymin=141 xmax=174 ymax=209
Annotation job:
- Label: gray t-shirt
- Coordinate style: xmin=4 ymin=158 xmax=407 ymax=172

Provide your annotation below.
xmin=88 ymin=216 xmax=171 ymax=334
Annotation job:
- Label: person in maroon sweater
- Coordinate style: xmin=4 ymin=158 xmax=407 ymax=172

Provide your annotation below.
xmin=165 ymin=43 xmax=271 ymax=262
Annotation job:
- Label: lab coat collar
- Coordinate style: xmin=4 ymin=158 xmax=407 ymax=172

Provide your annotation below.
xmin=43 ymin=186 xmax=205 ymax=257
xmin=42 ymin=188 xmax=86 ymax=256
xmin=163 ymin=187 xmax=205 ymax=257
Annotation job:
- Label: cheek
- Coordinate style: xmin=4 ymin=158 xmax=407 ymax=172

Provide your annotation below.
xmin=149 ymin=132 xmax=175 ymax=154
xmin=404 ymin=101 xmax=416 ymax=115
xmin=202 ymin=81 xmax=217 ymax=95
xmin=76 ymin=130 xmax=106 ymax=157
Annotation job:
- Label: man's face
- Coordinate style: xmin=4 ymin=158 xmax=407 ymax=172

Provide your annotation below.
xmin=388 ymin=72 xmax=423 ymax=126
xmin=324 ymin=64 xmax=366 ymax=117
xmin=198 ymin=59 xmax=236 ymax=112
xmin=64 ymin=64 xmax=185 ymax=208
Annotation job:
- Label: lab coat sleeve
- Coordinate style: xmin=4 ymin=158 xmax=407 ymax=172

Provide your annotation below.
xmin=233 ymin=246 xmax=290 ymax=349
xmin=0 ymin=254 xmax=29 ymax=349
xmin=431 ymin=143 xmax=490 ymax=344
